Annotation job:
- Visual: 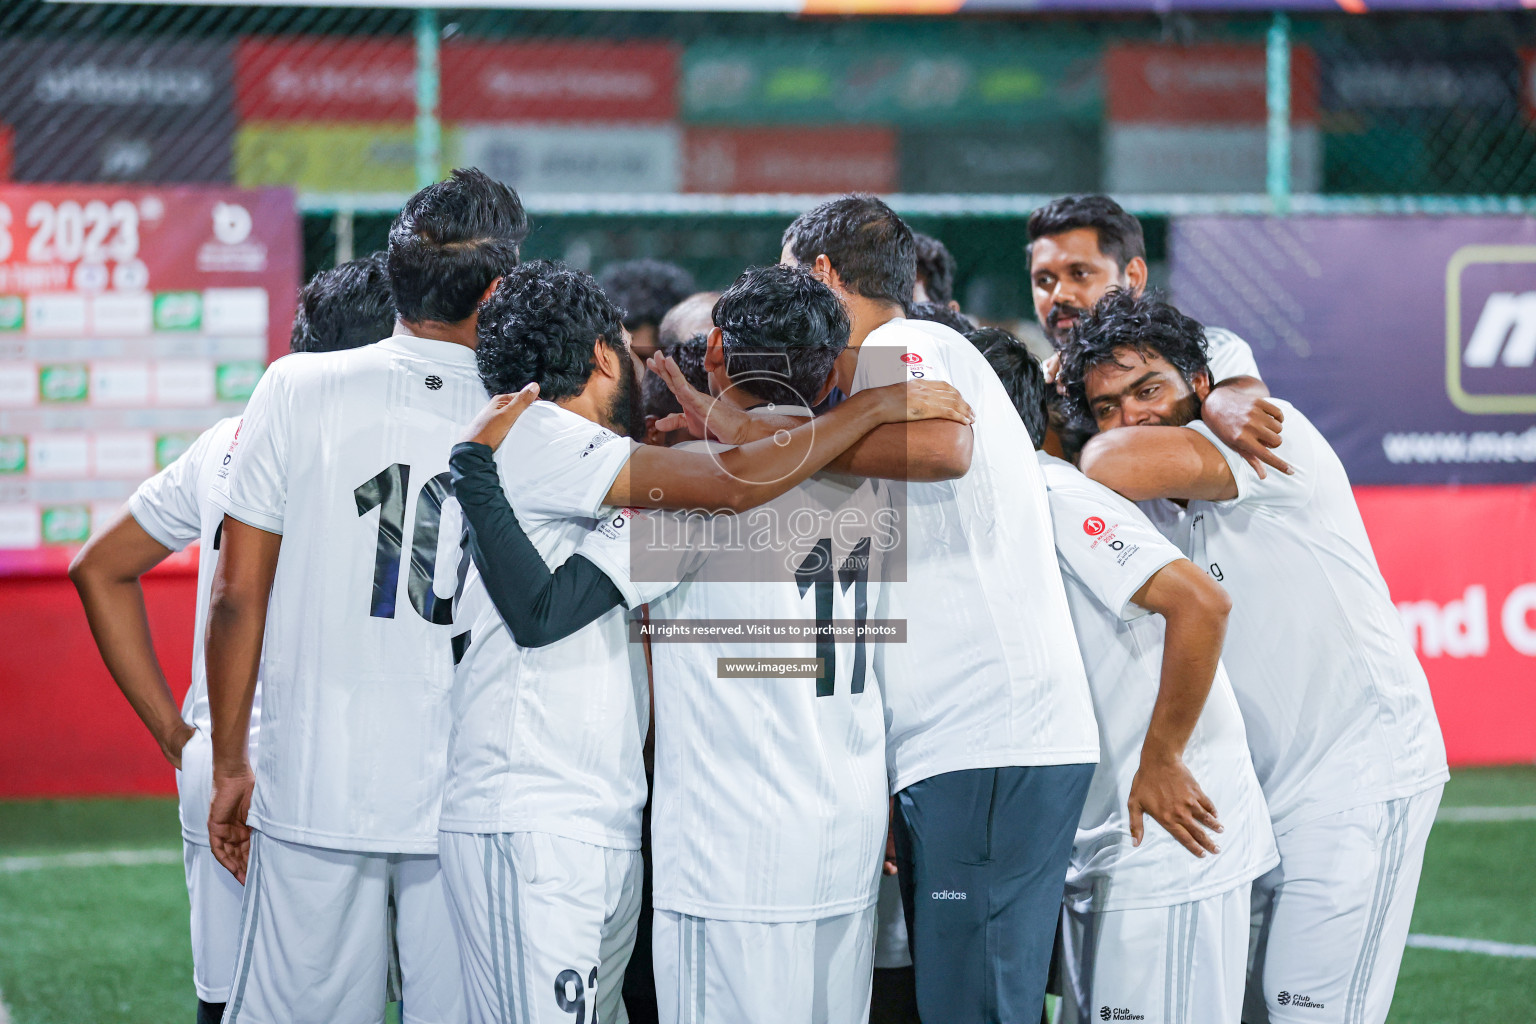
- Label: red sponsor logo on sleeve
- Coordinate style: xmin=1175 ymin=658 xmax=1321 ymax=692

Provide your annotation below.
xmin=900 ymin=353 xmax=922 ymax=364
xmin=1083 ymin=517 xmax=1106 ymax=536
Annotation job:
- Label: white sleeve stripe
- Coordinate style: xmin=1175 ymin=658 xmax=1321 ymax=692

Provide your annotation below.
xmin=127 ymin=495 xmax=195 ymax=552
xmin=211 ymin=494 xmax=285 ymax=536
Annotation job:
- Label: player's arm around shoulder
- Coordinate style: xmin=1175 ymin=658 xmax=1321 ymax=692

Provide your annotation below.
xmin=827 ymin=332 xmax=974 ymax=482
xmin=1125 ymin=557 xmax=1232 ymax=858
xmin=1078 ymin=426 xmax=1240 ymax=504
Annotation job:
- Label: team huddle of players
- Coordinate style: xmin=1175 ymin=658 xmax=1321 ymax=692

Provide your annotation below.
xmin=71 ymin=171 xmax=1448 ymax=1024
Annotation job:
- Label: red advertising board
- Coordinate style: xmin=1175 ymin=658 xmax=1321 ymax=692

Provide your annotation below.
xmin=440 ymin=41 xmax=679 ymax=122
xmin=1357 ymin=485 xmax=1536 ymax=766
xmin=1106 ymin=43 xmax=1318 ymax=124
xmin=683 ymin=127 xmax=896 ymax=194
xmin=0 ymin=185 xmax=300 ymax=576
xmin=236 ymin=37 xmax=417 ymax=122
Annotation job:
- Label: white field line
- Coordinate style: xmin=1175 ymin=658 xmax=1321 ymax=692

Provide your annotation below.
xmin=1406 ymin=934 xmax=1536 ymax=959
xmin=0 ymin=982 xmax=11 ymax=1024
xmin=1435 ymin=805 xmax=1536 ymax=823
xmin=0 ymin=847 xmax=180 ymax=873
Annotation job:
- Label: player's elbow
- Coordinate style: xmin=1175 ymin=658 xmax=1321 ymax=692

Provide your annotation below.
xmin=67 ymin=541 xmax=110 ymax=593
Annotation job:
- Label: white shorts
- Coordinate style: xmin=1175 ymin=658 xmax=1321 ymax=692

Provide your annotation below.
xmin=223 ymin=830 xmax=464 ymax=1024
xmin=1060 ymin=882 xmax=1250 ymax=1024
xmin=439 ymin=830 xmax=643 ymax=1024
xmin=1244 ymin=786 xmax=1442 ymax=1024
xmin=183 ymin=840 xmax=245 ymax=1003
xmin=654 ymin=907 xmax=876 ymax=1024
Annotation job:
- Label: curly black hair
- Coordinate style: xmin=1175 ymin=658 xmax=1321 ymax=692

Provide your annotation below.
xmin=598 ymin=259 xmax=697 ymax=331
xmin=387 ymin=168 xmax=528 ymax=325
xmin=783 ymin=195 xmax=915 ymax=311
xmin=909 ymin=301 xmax=976 ymax=337
xmin=970 ymin=328 xmax=1049 ymax=449
xmin=290 ymin=251 xmax=395 ymax=354
xmin=1027 ymin=194 xmax=1145 ymax=272
xmin=913 ymin=232 xmax=958 ymax=306
xmin=642 ymin=330 xmax=711 ymax=420
xmin=712 ymin=264 xmax=850 ymax=409
xmin=475 ymin=260 xmax=627 ymax=402
xmin=1059 ymin=289 xmax=1210 ymax=422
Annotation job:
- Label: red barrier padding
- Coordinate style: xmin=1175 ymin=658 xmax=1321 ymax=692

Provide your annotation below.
xmin=0 ymin=568 xmax=194 ymax=797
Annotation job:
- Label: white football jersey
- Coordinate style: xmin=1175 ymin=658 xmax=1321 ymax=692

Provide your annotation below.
xmin=1204 ymin=326 xmax=1261 ymax=384
xmin=438 ymin=400 xmax=650 ymax=850
xmin=1140 ymin=402 xmax=1449 ymax=835
xmin=849 ymin=318 xmax=1098 ymax=793
xmin=129 ymin=416 xmax=262 ymax=845
xmin=577 ymin=427 xmax=891 ymax=923
xmin=1039 ymin=453 xmax=1276 ymax=914
xmin=211 ymin=335 xmax=487 ymax=853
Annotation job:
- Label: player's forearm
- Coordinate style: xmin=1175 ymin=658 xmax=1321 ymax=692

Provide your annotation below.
xmin=204 ymin=591 xmax=263 ymax=771
xmin=205 ymin=519 xmax=279 ymax=771
xmin=1141 ymin=575 xmax=1230 ymax=762
xmin=711 ymin=391 xmax=890 ymax=509
xmin=825 ymin=420 xmax=973 ymax=481
xmin=1208 ymin=374 xmax=1268 ymax=398
xmin=72 ymin=572 xmax=187 ymax=752
xmin=451 ymin=442 xmax=626 ymax=646
xmin=1079 ymin=428 xmax=1237 ymax=503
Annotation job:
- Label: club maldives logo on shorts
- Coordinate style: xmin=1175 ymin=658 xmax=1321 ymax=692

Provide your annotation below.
xmin=1099 ymin=1008 xmax=1144 ymax=1021
xmin=1083 ymin=516 xmax=1106 ymax=536
xmin=1445 ymin=244 xmax=1536 ymax=414
xmin=1277 ymin=991 xmax=1325 ymax=1010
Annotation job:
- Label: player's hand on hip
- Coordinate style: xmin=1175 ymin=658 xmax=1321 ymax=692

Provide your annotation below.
xmin=1127 ymin=753 xmax=1222 ymax=858
xmin=1202 ymin=387 xmax=1290 ymax=479
xmin=461 ymin=383 xmax=540 ymax=451
xmin=647 ymin=351 xmax=743 ymax=444
xmin=160 ymin=719 xmax=197 ymax=771
xmin=873 ymin=379 xmax=974 ymax=425
xmin=208 ymin=765 xmax=256 ymax=884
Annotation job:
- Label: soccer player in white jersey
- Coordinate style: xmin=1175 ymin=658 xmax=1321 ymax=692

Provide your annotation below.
xmin=984 ymin=336 xmax=1279 ymax=1023
xmin=655 ymin=195 xmax=1098 ymax=1022
xmin=1060 ymin=290 xmax=1449 ymax=1024
xmin=68 ymin=253 xmax=396 ymax=1024
xmin=1026 ymin=194 xmax=1285 ymax=473
xmin=437 ymin=260 xmax=970 ymax=1024
xmin=204 ymin=169 xmax=528 ymax=1024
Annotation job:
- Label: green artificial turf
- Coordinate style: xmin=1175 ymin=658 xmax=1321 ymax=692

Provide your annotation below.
xmin=0 ymin=770 xmax=1532 ymax=1023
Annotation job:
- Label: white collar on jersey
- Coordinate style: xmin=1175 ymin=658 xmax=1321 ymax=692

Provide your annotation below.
xmin=378 ymin=333 xmax=478 ymax=365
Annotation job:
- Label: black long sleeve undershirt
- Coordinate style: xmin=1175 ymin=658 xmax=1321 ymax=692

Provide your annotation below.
xmin=450 ymin=441 xmax=626 ymax=648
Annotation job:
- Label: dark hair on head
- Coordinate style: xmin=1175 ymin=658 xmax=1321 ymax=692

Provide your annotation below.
xmin=909 ymin=301 xmax=976 ymax=337
xmin=711 ymin=264 xmax=850 ymax=409
xmin=388 ymin=167 xmax=529 ymax=325
xmin=598 ymin=260 xmax=697 ymax=332
xmin=642 ymin=331 xmax=710 ymax=420
xmin=913 ymin=232 xmax=958 ymax=306
xmin=475 ymin=259 xmax=626 ymax=401
xmin=782 ymin=194 xmax=916 ymax=311
xmin=1027 ymin=194 xmax=1146 ymax=272
xmin=1059 ymin=289 xmax=1210 ymax=422
xmin=290 ymin=251 xmax=395 ymax=353
xmin=970 ymin=328 xmax=1049 ymax=449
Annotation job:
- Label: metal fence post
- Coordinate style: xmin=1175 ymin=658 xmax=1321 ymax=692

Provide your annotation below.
xmin=415 ymin=7 xmax=442 ymax=191
xmin=1267 ymin=11 xmax=1292 ymax=214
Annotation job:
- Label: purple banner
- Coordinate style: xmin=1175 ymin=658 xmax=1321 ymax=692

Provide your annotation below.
xmin=1170 ymin=216 xmax=1536 ymax=485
